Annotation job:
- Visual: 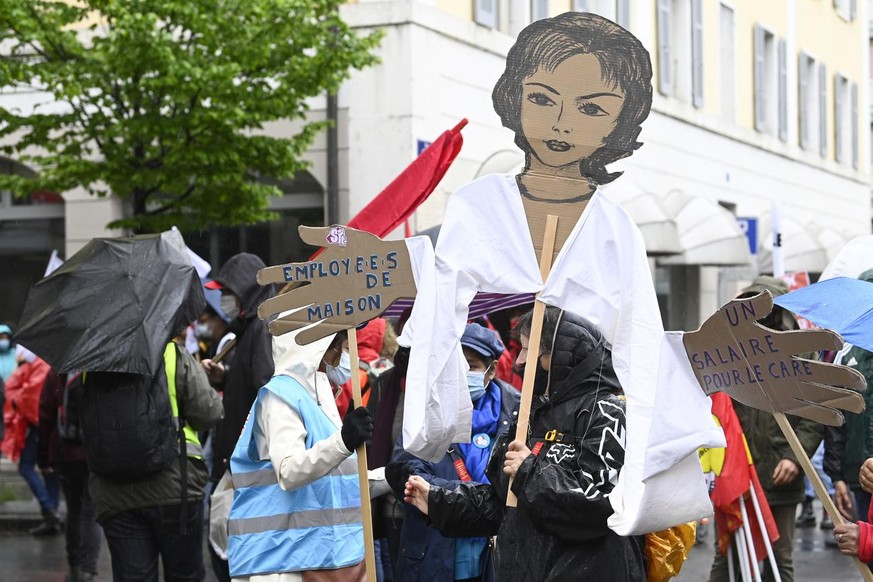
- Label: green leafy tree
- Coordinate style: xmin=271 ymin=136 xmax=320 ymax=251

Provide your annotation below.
xmin=0 ymin=0 xmax=381 ymax=232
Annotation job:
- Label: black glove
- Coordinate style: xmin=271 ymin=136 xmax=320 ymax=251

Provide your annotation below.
xmin=341 ymin=406 xmax=374 ymax=452
xmin=386 ymin=460 xmax=417 ymax=498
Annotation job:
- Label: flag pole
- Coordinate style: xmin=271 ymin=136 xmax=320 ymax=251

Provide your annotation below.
xmin=348 ymin=330 xmax=377 ymax=581
xmin=747 ymin=480 xmax=781 ymax=582
xmin=734 ymin=527 xmax=752 ymax=582
xmin=773 ymin=412 xmax=873 ymax=581
xmin=507 ymin=215 xmax=559 ymax=508
xmin=739 ymin=495 xmax=763 ymax=581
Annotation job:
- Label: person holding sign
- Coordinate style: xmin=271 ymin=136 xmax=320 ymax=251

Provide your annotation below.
xmin=706 ymin=277 xmax=824 ymax=582
xmin=256 ymin=12 xmax=863 ymax=537
xmin=386 ymin=323 xmax=519 ymax=582
xmin=226 ymin=329 xmax=381 ymax=581
xmin=401 ymin=308 xmax=646 ymax=581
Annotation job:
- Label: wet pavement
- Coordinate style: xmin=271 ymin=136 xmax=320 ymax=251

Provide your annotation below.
xmin=676 ymin=505 xmax=865 ymax=581
xmin=0 ymin=523 xmax=218 ymax=581
xmin=0 ymin=471 xmax=865 ymax=582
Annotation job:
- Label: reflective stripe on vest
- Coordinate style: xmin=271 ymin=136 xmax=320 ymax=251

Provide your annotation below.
xmin=165 ymin=344 xmax=202 ymax=459
xmin=227 ymin=375 xmax=363 ymax=577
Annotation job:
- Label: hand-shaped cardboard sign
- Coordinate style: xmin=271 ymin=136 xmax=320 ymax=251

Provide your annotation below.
xmin=257 ymin=225 xmax=416 ymax=345
xmin=683 ymin=291 xmax=866 ymax=426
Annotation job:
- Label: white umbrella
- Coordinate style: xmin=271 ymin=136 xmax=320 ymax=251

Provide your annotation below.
xmin=819 ymin=234 xmax=873 ymax=281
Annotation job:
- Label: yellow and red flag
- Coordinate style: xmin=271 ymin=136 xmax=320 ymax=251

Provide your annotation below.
xmin=700 ymin=393 xmax=779 ymax=558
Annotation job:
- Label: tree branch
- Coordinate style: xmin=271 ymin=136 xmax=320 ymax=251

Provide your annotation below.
xmin=142 ymin=181 xmax=197 ymax=216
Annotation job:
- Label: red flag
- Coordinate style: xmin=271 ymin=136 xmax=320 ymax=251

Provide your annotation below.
xmin=346 ymin=119 xmax=467 ymax=238
xmin=705 ymin=393 xmax=780 ymax=559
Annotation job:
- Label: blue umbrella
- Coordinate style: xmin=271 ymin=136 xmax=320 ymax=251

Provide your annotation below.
xmin=773 ymin=276 xmax=873 ymax=352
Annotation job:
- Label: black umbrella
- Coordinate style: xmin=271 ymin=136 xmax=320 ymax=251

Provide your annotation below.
xmin=16 ymin=230 xmax=205 ymax=376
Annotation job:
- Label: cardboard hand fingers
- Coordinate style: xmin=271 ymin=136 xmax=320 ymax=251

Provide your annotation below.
xmin=768 ymin=328 xmax=843 ymax=356
xmin=267 ymin=312 xmax=351 ymax=345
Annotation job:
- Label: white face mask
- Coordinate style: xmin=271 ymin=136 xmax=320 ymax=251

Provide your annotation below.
xmin=195 ymin=322 xmax=213 ymax=339
xmin=220 ymin=294 xmax=240 ymax=320
xmin=325 ymin=351 xmax=352 ymax=386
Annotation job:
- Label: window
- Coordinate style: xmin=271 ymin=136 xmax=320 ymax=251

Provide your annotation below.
xmin=834 ymin=73 xmax=851 ymax=164
xmin=851 ymin=82 xmax=858 ymax=168
xmin=834 ymin=0 xmax=857 ymax=21
xmin=657 ymin=0 xmax=695 ymax=104
xmin=691 ymin=0 xmax=703 ymax=108
xmin=719 ymin=4 xmax=735 ymax=120
xmin=475 ymin=0 xmax=498 ymax=29
xmin=531 ymin=0 xmax=549 ymax=21
xmin=798 ymin=53 xmax=820 ymax=152
xmin=753 ymin=25 xmax=786 ymax=139
xmin=575 ymin=0 xmax=632 ymax=29
xmin=819 ymin=64 xmax=828 ymax=157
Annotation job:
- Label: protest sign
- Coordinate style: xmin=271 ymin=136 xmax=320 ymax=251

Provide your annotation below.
xmin=257 ymin=225 xmax=416 ymax=345
xmin=683 ymin=291 xmax=865 ymax=426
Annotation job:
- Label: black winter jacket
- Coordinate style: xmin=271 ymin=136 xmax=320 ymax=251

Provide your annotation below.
xmin=425 ymin=312 xmax=646 ymax=581
xmin=386 ymin=380 xmax=519 ymax=582
xmin=210 ymin=253 xmax=275 ymax=482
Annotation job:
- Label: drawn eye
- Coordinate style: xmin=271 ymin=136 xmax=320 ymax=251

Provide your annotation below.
xmin=527 ymin=92 xmax=555 ymax=107
xmin=578 ymin=102 xmax=608 ymax=116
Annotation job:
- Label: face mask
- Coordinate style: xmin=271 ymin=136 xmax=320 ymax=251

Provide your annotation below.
xmin=467 ymin=371 xmax=487 ymax=402
xmin=0 ymin=340 xmax=10 ymax=351
xmin=195 ymin=323 xmax=213 ymax=339
xmin=325 ymin=351 xmax=352 ymax=386
xmin=220 ymin=295 xmax=240 ymax=320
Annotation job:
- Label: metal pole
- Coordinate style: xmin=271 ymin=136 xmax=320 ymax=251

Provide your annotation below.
xmin=747 ymin=480 xmax=781 ymax=582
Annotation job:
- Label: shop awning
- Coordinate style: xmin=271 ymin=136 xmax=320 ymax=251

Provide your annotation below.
xmin=657 ymin=190 xmax=753 ymax=266
xmin=600 ymin=181 xmax=682 ymax=255
xmin=756 ymin=212 xmax=829 ymax=274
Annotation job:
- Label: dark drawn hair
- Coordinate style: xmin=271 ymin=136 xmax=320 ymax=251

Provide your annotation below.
xmin=492 ymin=12 xmax=653 ymax=186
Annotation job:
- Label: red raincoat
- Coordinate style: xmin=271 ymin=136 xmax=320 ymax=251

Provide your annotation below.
xmin=1 ymin=357 xmax=50 ymax=462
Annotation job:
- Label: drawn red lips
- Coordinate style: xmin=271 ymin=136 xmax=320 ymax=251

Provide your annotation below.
xmin=545 ymin=140 xmax=573 ymax=152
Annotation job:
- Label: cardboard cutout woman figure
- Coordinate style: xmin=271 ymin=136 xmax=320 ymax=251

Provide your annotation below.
xmin=258 ymin=12 xmax=863 ymax=535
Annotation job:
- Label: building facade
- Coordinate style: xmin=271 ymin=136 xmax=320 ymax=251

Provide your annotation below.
xmin=0 ymin=0 xmax=870 ymax=329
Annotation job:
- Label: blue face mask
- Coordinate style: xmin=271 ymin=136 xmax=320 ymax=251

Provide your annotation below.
xmin=467 ymin=371 xmax=487 ymax=402
xmin=0 ymin=339 xmax=9 ymax=352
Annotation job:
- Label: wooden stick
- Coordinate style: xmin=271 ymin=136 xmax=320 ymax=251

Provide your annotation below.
xmin=773 ymin=412 xmax=873 ymax=581
xmin=212 ymin=337 xmax=236 ymax=364
xmin=348 ymin=330 xmax=377 ymax=581
xmin=507 ymin=214 xmax=559 ymax=508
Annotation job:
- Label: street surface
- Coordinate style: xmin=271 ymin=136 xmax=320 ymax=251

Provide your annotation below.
xmin=0 ymin=493 xmax=862 ymax=580
xmin=677 ymin=508 xmax=864 ymax=581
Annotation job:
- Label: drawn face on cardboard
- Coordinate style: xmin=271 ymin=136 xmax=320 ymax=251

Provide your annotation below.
xmin=493 ymin=12 xmax=653 ymax=188
xmin=521 ymin=53 xmax=626 ymax=171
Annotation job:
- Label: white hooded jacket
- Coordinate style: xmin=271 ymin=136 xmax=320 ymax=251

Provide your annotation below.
xmin=230 ymin=328 xmax=386 ymax=582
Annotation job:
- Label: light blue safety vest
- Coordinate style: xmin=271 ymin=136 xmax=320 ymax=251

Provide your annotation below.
xmin=227 ymin=375 xmax=364 ymax=578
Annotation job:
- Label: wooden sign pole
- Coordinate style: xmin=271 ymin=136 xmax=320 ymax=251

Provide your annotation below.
xmin=773 ymin=412 xmax=873 ymax=581
xmin=348 ymin=330 xmax=378 ymax=581
xmin=507 ymin=214 xmax=559 ymax=508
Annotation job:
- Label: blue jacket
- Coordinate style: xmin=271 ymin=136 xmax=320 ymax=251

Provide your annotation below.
xmin=227 ymin=375 xmax=363 ymax=577
xmin=386 ymin=380 xmax=519 ymax=582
